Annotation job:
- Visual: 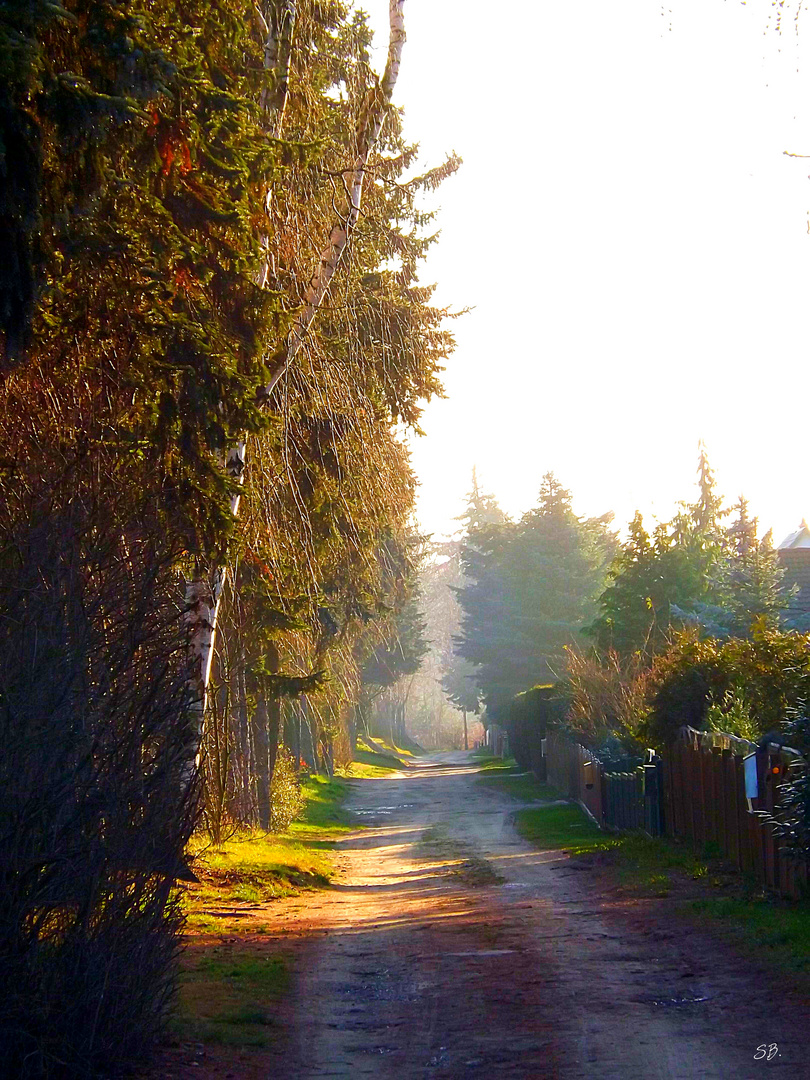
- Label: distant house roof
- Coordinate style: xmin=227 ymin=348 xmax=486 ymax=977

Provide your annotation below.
xmin=777 ymin=521 xmax=810 ymax=550
xmin=777 ymin=522 xmax=810 ymax=616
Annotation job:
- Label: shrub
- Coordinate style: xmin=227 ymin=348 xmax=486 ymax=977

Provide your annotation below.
xmin=562 ymin=646 xmax=648 ymax=753
xmin=505 ymin=684 xmax=569 ymax=771
xmin=269 ymin=746 xmax=304 ymax=833
xmin=762 ymin=708 xmax=810 ymax=862
xmin=0 ymin=507 xmax=197 ymax=1078
xmin=642 ymin=626 xmax=810 ymax=748
xmin=704 ymin=688 xmax=760 ymax=742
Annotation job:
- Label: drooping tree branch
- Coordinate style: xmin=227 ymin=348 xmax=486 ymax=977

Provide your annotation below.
xmin=262 ymin=0 xmax=407 ymax=396
xmin=183 ymin=1 xmax=407 ymax=782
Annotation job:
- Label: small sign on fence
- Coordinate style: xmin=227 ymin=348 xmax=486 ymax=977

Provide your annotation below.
xmin=743 ymin=751 xmax=758 ymax=809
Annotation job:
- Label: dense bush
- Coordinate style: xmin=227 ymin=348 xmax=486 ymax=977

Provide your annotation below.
xmin=767 ymin=708 xmax=810 ymax=862
xmin=642 ymin=626 xmax=810 ymax=748
xmin=0 ymin=501 xmax=197 ymax=1079
xmin=562 ymin=646 xmax=648 ymax=754
xmin=505 ymin=684 xmax=568 ymax=771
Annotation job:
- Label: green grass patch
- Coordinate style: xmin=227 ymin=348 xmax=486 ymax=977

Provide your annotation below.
xmin=286 ymin=774 xmax=355 ymax=841
xmin=476 ymin=763 xmax=561 ymax=802
xmin=352 ymin=734 xmax=410 ymax=772
xmin=171 ymin=948 xmax=288 ymax=1047
xmin=182 ymin=774 xmax=356 ymax=932
xmin=361 ymin=734 xmax=415 ymax=758
xmin=687 ymin=897 xmax=810 ymax=976
xmin=174 ymin=771 xmax=359 ymax=1047
xmin=181 ymin=832 xmax=334 ymax=933
xmin=470 ymin=746 xmax=493 ymax=759
xmin=517 ymin=803 xmax=810 ymax=982
xmin=470 ymin=748 xmax=512 ymax=766
xmin=515 ymin=804 xmax=737 ymax=897
xmin=515 ymin=803 xmax=612 ymax=853
xmin=339 ymin=759 xmax=397 ymax=778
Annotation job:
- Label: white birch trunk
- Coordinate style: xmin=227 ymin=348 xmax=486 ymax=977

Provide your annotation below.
xmin=183 ymin=1 xmax=407 ymax=785
xmin=263 ymin=0 xmax=406 ymax=396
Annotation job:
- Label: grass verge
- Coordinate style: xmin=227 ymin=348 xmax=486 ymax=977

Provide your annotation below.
xmin=476 ymin=761 xmax=561 ymax=802
xmin=470 ymin=746 xmax=500 ymax=762
xmin=687 ymin=896 xmax=810 ymax=976
xmin=173 ymin=948 xmax=289 ymax=1048
xmin=515 ymin=801 xmax=810 ymax=982
xmin=340 ymin=759 xmax=397 ymax=778
xmin=514 ymin=803 xmax=733 ymax=894
xmin=171 ymin=773 xmax=356 ymax=1048
xmin=350 ymin=734 xmax=411 ymax=773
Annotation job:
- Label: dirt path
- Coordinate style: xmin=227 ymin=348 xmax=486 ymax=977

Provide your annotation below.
xmin=164 ymin=753 xmax=810 ymax=1079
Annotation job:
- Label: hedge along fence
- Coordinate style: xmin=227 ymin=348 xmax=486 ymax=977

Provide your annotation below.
xmin=544 ymin=726 xmax=807 ymax=900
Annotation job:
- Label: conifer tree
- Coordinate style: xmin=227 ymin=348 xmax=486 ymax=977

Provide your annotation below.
xmin=455 ymin=473 xmax=615 ymax=719
xmin=590 ymin=452 xmax=790 ymax=656
xmin=713 ymin=497 xmax=789 ymax=634
xmin=456 ymin=466 xmax=509 ymax=532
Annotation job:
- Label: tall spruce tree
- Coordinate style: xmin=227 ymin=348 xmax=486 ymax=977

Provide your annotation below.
xmin=455 ymin=473 xmax=615 ymax=720
xmin=712 ymin=497 xmax=789 ymax=635
xmin=590 ymin=451 xmax=789 ymax=656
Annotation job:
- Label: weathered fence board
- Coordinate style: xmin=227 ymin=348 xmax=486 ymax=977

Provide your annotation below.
xmin=541 ymin=726 xmax=806 ymax=900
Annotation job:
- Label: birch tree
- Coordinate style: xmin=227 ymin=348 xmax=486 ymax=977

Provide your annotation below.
xmin=184 ymin=0 xmax=439 ymax=778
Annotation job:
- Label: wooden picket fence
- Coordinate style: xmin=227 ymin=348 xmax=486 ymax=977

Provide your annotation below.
xmin=603 ymin=769 xmax=645 ymax=831
xmin=541 ymin=726 xmax=807 ymax=899
xmin=662 ymin=729 xmax=808 ymax=900
xmin=544 ymin=733 xmax=604 ymax=825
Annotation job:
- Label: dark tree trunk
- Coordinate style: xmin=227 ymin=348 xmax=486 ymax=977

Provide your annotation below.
xmin=236 ymin=655 xmax=250 ymax=817
xmin=264 ymin=642 xmax=282 ymax=823
xmin=463 ymin=709 xmax=469 ymax=751
xmin=301 ymin=696 xmax=317 ymax=772
xmin=253 ymin=697 xmax=270 ymax=829
xmin=293 ymin=703 xmax=302 ymax=772
xmin=266 ymin=692 xmax=282 ymax=796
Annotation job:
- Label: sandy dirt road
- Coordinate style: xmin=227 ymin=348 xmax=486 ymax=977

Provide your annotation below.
xmin=165 ymin=753 xmax=810 ymax=1079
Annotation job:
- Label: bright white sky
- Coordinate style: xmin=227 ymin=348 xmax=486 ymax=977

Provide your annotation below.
xmin=367 ymin=0 xmax=810 ymax=545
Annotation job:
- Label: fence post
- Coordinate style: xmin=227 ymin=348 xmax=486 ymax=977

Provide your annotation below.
xmin=721 ymin=749 xmax=736 ymax=865
xmin=650 ymin=760 xmax=665 ymax=837
xmin=671 ymin=741 xmax=684 ymax=839
xmin=661 ymin=753 xmax=673 ymax=837
xmin=751 ymin=749 xmax=768 ymax=888
xmin=688 ymin=742 xmax=700 ymax=844
xmin=698 ymin=745 xmax=710 ymax=849
xmin=711 ymin=747 xmax=723 ymax=852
